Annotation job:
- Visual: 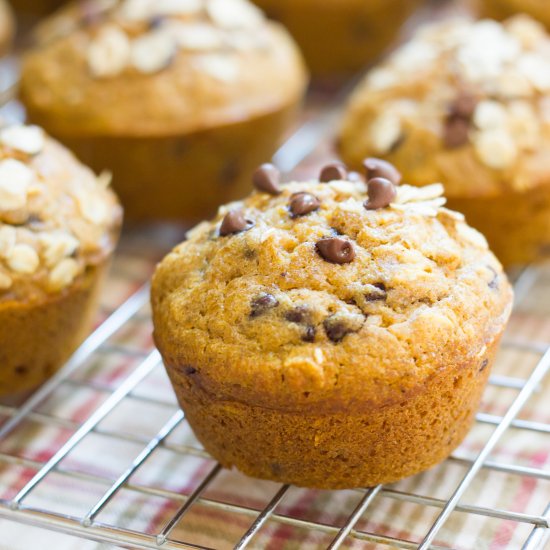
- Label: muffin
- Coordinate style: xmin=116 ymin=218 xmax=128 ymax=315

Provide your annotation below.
xmin=151 ymin=159 xmax=513 ymax=489
xmin=252 ymin=0 xmax=421 ymax=77
xmin=475 ymin=0 xmax=550 ymax=29
xmin=19 ymin=0 xmax=308 ymax=223
xmin=339 ymin=16 xmax=550 ymax=267
xmin=0 ymin=122 xmax=121 ymax=397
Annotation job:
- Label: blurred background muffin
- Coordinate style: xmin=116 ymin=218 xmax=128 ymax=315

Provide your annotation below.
xmin=474 ymin=0 xmax=550 ymax=29
xmin=19 ymin=0 xmax=308 ymax=223
xmin=251 ymin=0 xmax=422 ymax=78
xmin=0 ymin=122 xmax=121 ymax=396
xmin=340 ymin=16 xmax=550 ymax=267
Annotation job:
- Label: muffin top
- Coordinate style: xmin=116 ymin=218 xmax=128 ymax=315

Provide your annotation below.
xmin=152 ymin=160 xmax=513 ymax=412
xmin=0 ymin=123 xmax=121 ymax=302
xmin=340 ymin=16 xmax=550 ymax=198
xmin=20 ymin=0 xmax=307 ymax=137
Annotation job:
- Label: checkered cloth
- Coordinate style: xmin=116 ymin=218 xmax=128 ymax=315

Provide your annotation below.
xmin=0 ymin=225 xmax=549 ymax=550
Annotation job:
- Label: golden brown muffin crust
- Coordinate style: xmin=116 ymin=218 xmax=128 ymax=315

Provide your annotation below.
xmin=0 ymin=123 xmax=121 ymax=303
xmin=20 ymin=0 xmax=307 ymax=137
xmin=152 ymin=170 xmax=513 ymax=413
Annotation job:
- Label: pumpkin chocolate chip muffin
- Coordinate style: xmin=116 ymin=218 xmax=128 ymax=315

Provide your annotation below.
xmin=251 ymin=0 xmax=421 ymax=78
xmin=340 ymin=16 xmax=550 ymax=267
xmin=152 ymin=159 xmax=513 ymax=489
xmin=475 ymin=0 xmax=550 ymax=30
xmin=19 ymin=0 xmax=307 ymax=222
xmin=0 ymin=122 xmax=121 ymax=397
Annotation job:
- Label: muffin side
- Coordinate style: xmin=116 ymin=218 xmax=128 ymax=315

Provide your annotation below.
xmin=339 ymin=16 xmax=550 ymax=266
xmin=152 ymin=162 xmax=513 ymax=488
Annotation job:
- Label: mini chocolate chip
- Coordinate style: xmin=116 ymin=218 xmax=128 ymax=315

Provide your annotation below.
xmin=285 ymin=305 xmax=311 ymax=324
xmin=252 ymin=163 xmax=281 ymax=195
xmin=323 ymin=317 xmax=356 ymax=343
xmin=184 ymin=366 xmax=197 ymax=375
xmin=479 ymin=359 xmax=489 ymax=373
xmin=316 ymin=237 xmax=356 ymax=264
xmin=219 ymin=210 xmax=254 ymax=236
xmin=364 ymin=177 xmax=397 ymax=210
xmin=302 ymin=326 xmax=316 ymax=343
xmin=363 ymin=158 xmax=402 ymax=186
xmin=450 ymin=92 xmax=478 ymax=119
xmin=320 ymin=162 xmax=348 ymax=183
xmin=444 ymin=116 xmax=470 ymax=149
xmin=365 ymin=283 xmax=387 ymax=302
xmin=290 ymin=192 xmax=321 ymax=218
xmin=250 ymin=293 xmax=278 ymax=318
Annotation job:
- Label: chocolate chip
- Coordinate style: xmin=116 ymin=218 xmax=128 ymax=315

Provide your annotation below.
xmin=365 ymin=283 xmax=387 ymax=302
xmin=219 ymin=210 xmax=254 ymax=236
xmin=363 ymin=158 xmax=402 ymax=186
xmin=323 ymin=316 xmax=356 ymax=343
xmin=444 ymin=92 xmax=477 ymax=149
xmin=253 ymin=163 xmax=281 ymax=195
xmin=450 ymin=92 xmax=477 ymax=119
xmin=285 ymin=305 xmax=311 ymax=324
xmin=302 ymin=326 xmax=316 ymax=343
xmin=250 ymin=293 xmax=278 ymax=318
xmin=444 ymin=116 xmax=470 ymax=149
xmin=289 ymin=192 xmax=321 ymax=218
xmin=320 ymin=162 xmax=348 ymax=183
xmin=364 ymin=178 xmax=397 ymax=210
xmin=184 ymin=366 xmax=197 ymax=375
xmin=479 ymin=359 xmax=489 ymax=373
xmin=316 ymin=237 xmax=356 ymax=264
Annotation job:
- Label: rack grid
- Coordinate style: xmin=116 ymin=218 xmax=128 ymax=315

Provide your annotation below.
xmin=1 ymin=8 xmax=550 ymax=547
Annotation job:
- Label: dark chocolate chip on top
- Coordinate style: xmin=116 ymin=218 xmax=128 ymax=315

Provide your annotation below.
xmin=323 ymin=316 xmax=358 ymax=343
xmin=364 ymin=177 xmax=397 ymax=210
xmin=219 ymin=210 xmax=254 ymax=236
xmin=250 ymin=293 xmax=279 ymax=317
xmin=316 ymin=237 xmax=356 ymax=264
xmin=363 ymin=158 xmax=402 ymax=186
xmin=289 ymin=192 xmax=321 ymax=218
xmin=252 ymin=163 xmax=282 ymax=195
xmin=320 ymin=162 xmax=348 ymax=183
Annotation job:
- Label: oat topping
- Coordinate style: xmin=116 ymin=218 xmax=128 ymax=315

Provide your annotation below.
xmin=80 ymin=0 xmax=268 ymax=79
xmin=0 ymin=123 xmax=120 ymax=298
xmin=355 ymin=16 xmax=550 ymax=175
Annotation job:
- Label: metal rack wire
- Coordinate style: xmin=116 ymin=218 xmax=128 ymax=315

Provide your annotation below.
xmin=1 ymin=5 xmax=550 ymax=543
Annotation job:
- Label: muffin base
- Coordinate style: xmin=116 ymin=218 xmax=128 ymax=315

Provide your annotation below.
xmin=447 ymin=184 xmax=550 ymax=267
xmin=32 ymin=103 xmax=300 ymax=224
xmin=253 ymin=0 xmax=418 ymax=77
xmin=0 ymin=263 xmax=107 ymax=397
xmin=164 ymin=333 xmax=502 ymax=490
